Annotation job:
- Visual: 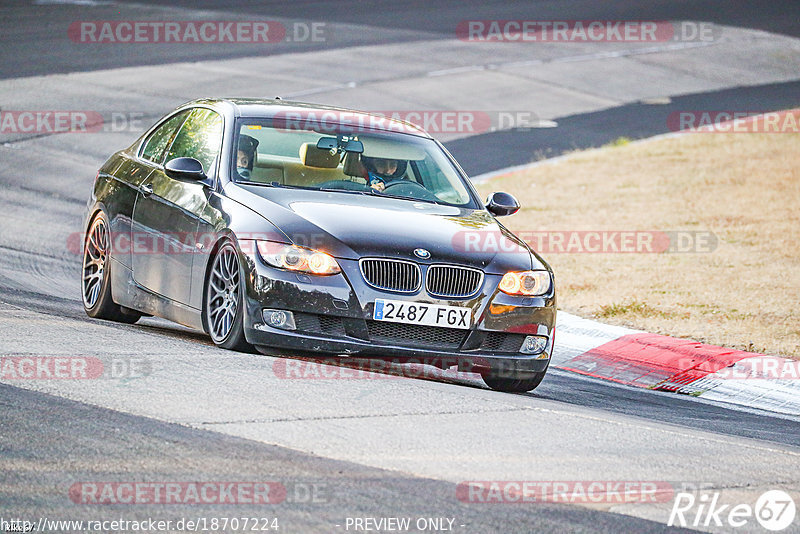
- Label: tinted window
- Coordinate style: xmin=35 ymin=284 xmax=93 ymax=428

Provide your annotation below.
xmin=141 ymin=111 xmax=189 ymax=163
xmin=165 ymin=108 xmax=223 ymax=174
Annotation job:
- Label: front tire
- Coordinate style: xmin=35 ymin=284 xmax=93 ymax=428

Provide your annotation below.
xmin=205 ymin=240 xmax=253 ymax=352
xmin=82 ymin=212 xmax=141 ymax=324
xmin=482 ymin=364 xmax=548 ymax=393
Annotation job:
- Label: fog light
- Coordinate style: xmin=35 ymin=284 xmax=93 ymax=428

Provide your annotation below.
xmin=262 ymin=309 xmax=296 ymax=331
xmin=520 ymin=335 xmax=547 ymax=355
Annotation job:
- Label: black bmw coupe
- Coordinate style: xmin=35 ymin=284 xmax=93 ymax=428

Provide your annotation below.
xmin=82 ymin=98 xmax=556 ymax=392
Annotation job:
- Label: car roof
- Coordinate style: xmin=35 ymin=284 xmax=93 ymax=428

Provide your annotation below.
xmin=183 ymin=98 xmax=433 ymax=139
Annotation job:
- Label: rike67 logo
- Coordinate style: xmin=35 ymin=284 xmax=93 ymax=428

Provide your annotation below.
xmin=669 ymin=489 xmax=796 ymax=531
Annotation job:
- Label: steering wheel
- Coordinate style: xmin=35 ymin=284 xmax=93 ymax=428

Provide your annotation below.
xmin=382 ymin=181 xmax=439 ymax=202
xmin=315 ymin=179 xmax=369 ymax=191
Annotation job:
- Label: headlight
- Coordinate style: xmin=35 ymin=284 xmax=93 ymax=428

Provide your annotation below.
xmin=256 ymin=241 xmax=341 ymax=275
xmin=498 ymin=271 xmax=551 ymax=296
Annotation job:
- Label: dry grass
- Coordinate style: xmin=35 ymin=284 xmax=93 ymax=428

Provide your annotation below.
xmin=476 ymin=119 xmax=800 ymax=358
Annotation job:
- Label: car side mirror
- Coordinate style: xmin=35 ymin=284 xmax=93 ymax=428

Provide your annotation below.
xmin=485 ymin=192 xmax=520 ymax=216
xmin=165 ymin=157 xmax=207 ymax=182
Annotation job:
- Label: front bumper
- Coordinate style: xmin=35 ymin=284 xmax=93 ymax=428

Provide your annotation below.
xmin=239 ymin=248 xmax=556 ymax=376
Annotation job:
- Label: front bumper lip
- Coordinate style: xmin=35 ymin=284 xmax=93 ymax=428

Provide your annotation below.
xmin=245 ymin=322 xmax=552 ymax=374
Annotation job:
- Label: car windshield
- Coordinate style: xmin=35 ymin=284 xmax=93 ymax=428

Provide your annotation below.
xmin=231 ymin=117 xmax=478 ymax=208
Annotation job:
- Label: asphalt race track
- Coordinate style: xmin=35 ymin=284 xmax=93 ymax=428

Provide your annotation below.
xmin=1 ymin=1 xmax=799 ymax=533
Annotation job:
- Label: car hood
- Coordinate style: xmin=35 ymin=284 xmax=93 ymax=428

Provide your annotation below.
xmin=228 ymin=184 xmax=547 ymax=273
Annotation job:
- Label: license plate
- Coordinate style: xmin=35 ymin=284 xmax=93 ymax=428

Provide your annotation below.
xmin=373 ymin=299 xmax=471 ymax=328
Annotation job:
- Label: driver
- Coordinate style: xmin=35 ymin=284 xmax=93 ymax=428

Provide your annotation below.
xmin=362 ymin=156 xmax=407 ymax=192
xmin=237 ymin=134 xmax=259 ymax=179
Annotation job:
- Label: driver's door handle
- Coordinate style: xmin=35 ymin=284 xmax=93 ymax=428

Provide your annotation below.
xmin=140 ymin=183 xmax=154 ymax=197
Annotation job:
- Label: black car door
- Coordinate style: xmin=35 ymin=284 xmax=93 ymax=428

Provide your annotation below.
xmin=131 ymin=107 xmax=223 ymax=307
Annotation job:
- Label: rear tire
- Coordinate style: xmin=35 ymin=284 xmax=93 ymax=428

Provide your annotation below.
xmin=82 ymin=212 xmax=141 ymax=324
xmin=205 ymin=240 xmax=253 ymax=352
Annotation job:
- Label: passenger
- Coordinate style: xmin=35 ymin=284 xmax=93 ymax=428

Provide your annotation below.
xmin=236 ymin=135 xmax=259 ymax=179
xmin=362 ymin=156 xmax=407 ymax=192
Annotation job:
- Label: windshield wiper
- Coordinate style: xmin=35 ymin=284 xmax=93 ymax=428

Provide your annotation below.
xmin=318 ymin=187 xmax=366 ymax=194
xmin=236 ymin=179 xmax=280 ymax=187
xmin=361 ymin=189 xmax=445 ymax=206
xmin=310 ymin=186 xmax=447 ymax=206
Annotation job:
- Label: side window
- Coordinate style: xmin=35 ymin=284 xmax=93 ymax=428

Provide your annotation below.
xmin=140 ymin=111 xmax=189 ymax=164
xmin=165 ymin=108 xmax=223 ymax=175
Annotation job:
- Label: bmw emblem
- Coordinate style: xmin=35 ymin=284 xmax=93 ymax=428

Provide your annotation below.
xmin=414 ymin=248 xmax=431 ymax=259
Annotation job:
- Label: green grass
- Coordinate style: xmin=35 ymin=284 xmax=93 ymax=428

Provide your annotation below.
xmin=604 ymin=136 xmax=633 ymax=147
